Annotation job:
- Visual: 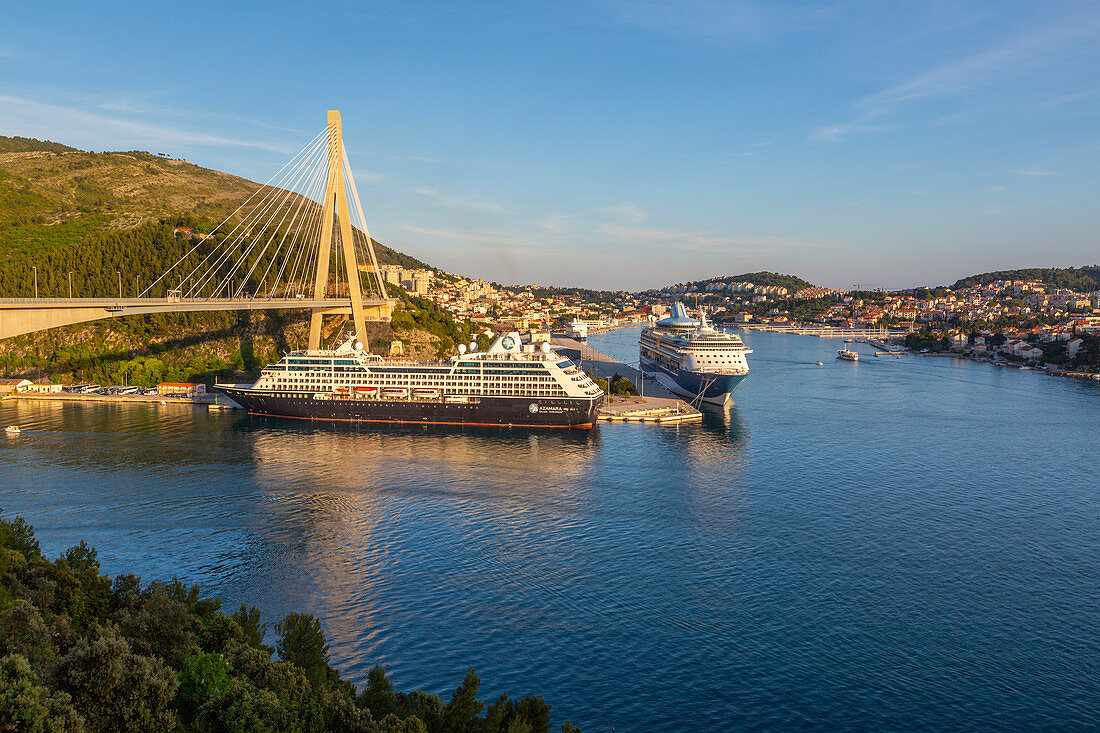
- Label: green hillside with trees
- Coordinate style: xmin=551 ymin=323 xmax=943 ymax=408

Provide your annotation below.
xmin=0 ymin=136 xmax=78 ymax=154
xmin=0 ymin=136 xmax=428 ymax=272
xmin=950 ymin=266 xmax=1100 ymax=292
xmin=0 ymin=509 xmax=581 ymax=732
xmin=665 ymin=271 xmax=814 ymax=294
xmin=0 ymin=136 xmax=453 ymax=382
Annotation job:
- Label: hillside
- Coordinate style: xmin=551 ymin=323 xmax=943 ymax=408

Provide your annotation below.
xmin=662 ymin=271 xmax=814 ymax=293
xmin=0 ymin=135 xmax=462 ymax=383
xmin=0 ymin=135 xmax=78 ymax=154
xmin=0 ymin=135 xmax=428 ymax=271
xmin=950 ymin=266 xmax=1100 ymax=292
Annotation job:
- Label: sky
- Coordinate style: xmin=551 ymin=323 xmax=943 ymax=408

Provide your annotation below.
xmin=1 ymin=0 xmax=1098 ymax=290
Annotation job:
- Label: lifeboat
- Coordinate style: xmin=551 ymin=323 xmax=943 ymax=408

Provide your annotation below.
xmin=412 ymin=387 xmax=441 ymax=398
xmin=381 ymin=387 xmax=409 ymax=399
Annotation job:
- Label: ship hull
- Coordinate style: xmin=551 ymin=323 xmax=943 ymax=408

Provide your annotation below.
xmin=639 ymin=356 xmax=748 ymax=405
xmin=214 ymin=386 xmax=602 ymax=428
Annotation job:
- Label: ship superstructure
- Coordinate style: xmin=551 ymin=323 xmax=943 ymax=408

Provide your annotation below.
xmin=639 ymin=303 xmax=751 ymax=405
xmin=214 ymin=332 xmax=604 ymax=427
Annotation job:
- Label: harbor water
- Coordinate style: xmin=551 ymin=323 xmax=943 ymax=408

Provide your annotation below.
xmin=2 ymin=329 xmax=1098 ymax=730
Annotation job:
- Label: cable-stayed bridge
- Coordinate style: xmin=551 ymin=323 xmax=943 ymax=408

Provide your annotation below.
xmin=0 ymin=111 xmax=395 ymax=345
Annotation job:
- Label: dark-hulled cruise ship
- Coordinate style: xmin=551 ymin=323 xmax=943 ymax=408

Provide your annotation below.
xmin=214 ymin=332 xmax=604 ymax=428
xmin=639 ymin=303 xmax=751 ymax=405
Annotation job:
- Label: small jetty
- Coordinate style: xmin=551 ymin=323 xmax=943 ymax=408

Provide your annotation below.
xmin=551 ymin=337 xmax=703 ymax=423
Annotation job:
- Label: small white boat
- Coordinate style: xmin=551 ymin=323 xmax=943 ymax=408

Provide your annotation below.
xmin=4 ymin=425 xmax=20 ymax=434
xmin=816 ymin=361 xmax=824 ymax=366
xmin=837 ymin=349 xmax=859 ymax=362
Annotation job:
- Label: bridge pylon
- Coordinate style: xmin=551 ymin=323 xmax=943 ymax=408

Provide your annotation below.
xmin=308 ymin=110 xmax=393 ymax=350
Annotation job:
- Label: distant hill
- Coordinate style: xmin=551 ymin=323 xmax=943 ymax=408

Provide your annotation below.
xmin=0 ymin=136 xmax=78 ymax=154
xmin=664 ymin=271 xmax=814 ymax=294
xmin=0 ymin=135 xmax=429 ymax=273
xmin=951 ymin=266 xmax=1100 ymax=292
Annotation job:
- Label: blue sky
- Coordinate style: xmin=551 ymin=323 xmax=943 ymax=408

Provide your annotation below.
xmin=1 ymin=1 xmax=1098 ymax=290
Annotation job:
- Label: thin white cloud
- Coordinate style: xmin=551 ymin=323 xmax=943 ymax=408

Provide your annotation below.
xmin=982 ymin=206 xmax=1003 ymax=216
xmin=602 ymin=204 xmax=647 ymax=222
xmin=406 ymin=225 xmax=535 ymax=246
xmin=96 ymin=96 xmax=304 ymax=135
xmin=0 ymin=93 xmax=291 ymax=153
xmin=597 ymin=223 xmax=682 ymax=241
xmin=812 ymin=15 xmax=1100 ymax=142
xmin=1016 ymin=167 xmax=1056 ymax=177
xmin=535 ymin=215 xmax=572 ymax=233
xmin=810 ymin=120 xmax=893 ymax=142
xmin=412 ymin=186 xmax=505 ymax=213
xmin=352 ymin=169 xmax=388 ymax=184
xmin=729 ymin=141 xmax=772 ymax=158
xmin=596 ymin=222 xmax=822 ymax=252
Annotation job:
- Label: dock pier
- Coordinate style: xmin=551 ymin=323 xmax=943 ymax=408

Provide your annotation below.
xmin=551 ymin=337 xmax=703 ymax=423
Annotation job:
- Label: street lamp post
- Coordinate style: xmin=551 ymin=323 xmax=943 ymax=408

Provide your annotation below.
xmin=68 ymin=271 xmax=73 ymax=299
xmin=117 ymin=271 xmax=122 ymax=300
xmin=32 ymin=266 xmax=38 ymax=298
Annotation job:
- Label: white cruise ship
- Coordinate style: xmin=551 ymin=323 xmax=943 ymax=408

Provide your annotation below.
xmin=639 ymin=303 xmax=752 ymax=405
xmin=215 ymin=331 xmax=604 ymax=427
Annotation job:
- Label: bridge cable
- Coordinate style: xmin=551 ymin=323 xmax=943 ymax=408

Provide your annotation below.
xmin=224 ymin=137 xmax=330 ymax=298
xmin=141 ymin=128 xmax=327 ymax=298
xmin=260 ymin=144 xmax=331 ymax=298
xmin=199 ymin=134 xmax=328 ymax=297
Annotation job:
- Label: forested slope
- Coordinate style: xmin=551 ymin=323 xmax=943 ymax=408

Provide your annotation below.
xmin=0 ymin=136 xmax=445 ymax=380
xmin=0 ymin=510 xmax=581 ymax=732
xmin=950 ymin=266 xmax=1100 ymax=291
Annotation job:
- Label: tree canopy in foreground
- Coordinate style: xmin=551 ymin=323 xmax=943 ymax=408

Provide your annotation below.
xmin=0 ymin=510 xmax=582 ymax=732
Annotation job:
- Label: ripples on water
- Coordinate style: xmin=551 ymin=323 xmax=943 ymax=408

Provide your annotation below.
xmin=2 ymin=329 xmax=1099 ymax=731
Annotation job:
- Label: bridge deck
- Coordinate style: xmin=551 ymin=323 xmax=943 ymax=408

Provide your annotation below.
xmin=0 ymin=297 xmax=370 ymax=309
xmin=0 ymin=297 xmax=395 ymax=340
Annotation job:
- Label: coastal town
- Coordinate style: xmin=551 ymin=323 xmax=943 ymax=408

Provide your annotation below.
xmin=374 ymin=266 xmax=1100 ymax=375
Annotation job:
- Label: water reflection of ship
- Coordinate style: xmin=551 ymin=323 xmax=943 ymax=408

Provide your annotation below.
xmin=642 ymin=402 xmax=750 ymax=531
xmin=647 ymin=401 xmax=748 ymax=464
xmin=237 ymin=424 xmax=603 ymax=680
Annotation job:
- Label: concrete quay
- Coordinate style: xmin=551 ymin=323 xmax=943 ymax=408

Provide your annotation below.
xmin=736 ymin=324 xmax=909 ymax=339
xmin=551 ymin=336 xmax=703 ymax=423
xmin=6 ymin=392 xmax=243 ymax=409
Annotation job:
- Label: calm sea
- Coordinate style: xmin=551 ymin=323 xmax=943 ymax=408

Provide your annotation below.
xmin=2 ymin=329 xmax=1098 ymax=731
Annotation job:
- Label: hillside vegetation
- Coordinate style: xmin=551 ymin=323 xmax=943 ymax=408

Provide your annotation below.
xmin=950 ymin=266 xmax=1100 ymax=292
xmin=0 ymin=136 xmax=78 ymax=154
xmin=0 ymin=135 xmax=455 ymax=378
xmin=0 ymin=509 xmax=581 ymax=733
xmin=0 ymin=135 xmax=428 ymax=271
xmin=667 ymin=271 xmax=814 ymax=293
